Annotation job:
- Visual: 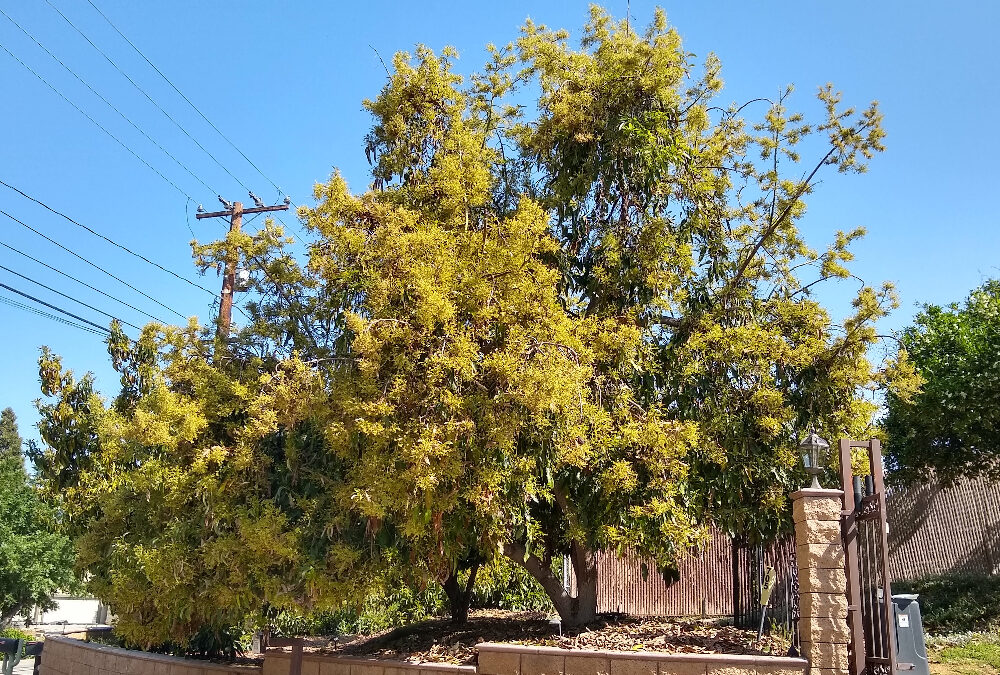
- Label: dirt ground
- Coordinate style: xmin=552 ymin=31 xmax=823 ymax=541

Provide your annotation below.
xmin=301 ymin=611 xmax=793 ymax=665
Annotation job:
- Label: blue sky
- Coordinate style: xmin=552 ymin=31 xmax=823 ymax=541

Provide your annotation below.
xmin=1 ymin=1 xmax=997 ymax=444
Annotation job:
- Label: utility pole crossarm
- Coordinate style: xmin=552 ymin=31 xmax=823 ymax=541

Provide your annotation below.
xmin=196 ymin=199 xmax=290 ymax=345
xmin=196 ymin=203 xmax=290 ymax=220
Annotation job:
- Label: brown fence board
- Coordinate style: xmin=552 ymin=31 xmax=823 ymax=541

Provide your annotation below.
xmin=595 ymin=529 xmax=733 ymax=617
xmin=887 ymin=474 xmax=1000 ymax=580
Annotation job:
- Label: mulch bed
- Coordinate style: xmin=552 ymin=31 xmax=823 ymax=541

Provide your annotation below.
xmin=301 ymin=611 xmax=793 ymax=665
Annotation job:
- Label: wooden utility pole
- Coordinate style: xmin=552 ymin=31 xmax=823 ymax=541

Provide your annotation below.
xmin=218 ymin=200 xmax=242 ymax=341
xmin=196 ymin=197 xmax=289 ymax=341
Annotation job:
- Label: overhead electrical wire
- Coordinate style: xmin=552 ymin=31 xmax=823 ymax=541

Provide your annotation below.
xmin=0 ymin=293 xmax=107 ymax=335
xmin=0 ymin=208 xmax=187 ymax=320
xmin=0 ymin=7 xmax=217 ymax=196
xmin=0 ymin=178 xmax=216 ymax=297
xmin=72 ymin=0 xmax=303 ymax=235
xmin=44 ymin=0 xmax=257 ymax=198
xmin=0 ymin=237 xmax=170 ymax=324
xmin=0 ymin=280 xmax=110 ymax=333
xmin=0 ymin=3 xmax=282 ymax=329
xmin=82 ymin=0 xmax=290 ymax=202
xmin=0 ymin=208 xmax=251 ymax=326
xmin=0 ymin=261 xmax=140 ymax=330
xmin=0 ymin=41 xmax=193 ymax=203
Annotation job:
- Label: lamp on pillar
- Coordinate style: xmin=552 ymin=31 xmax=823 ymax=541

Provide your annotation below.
xmin=799 ymin=430 xmax=830 ymax=489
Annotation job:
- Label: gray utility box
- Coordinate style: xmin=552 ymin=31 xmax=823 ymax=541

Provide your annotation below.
xmin=892 ymin=594 xmax=930 ymax=675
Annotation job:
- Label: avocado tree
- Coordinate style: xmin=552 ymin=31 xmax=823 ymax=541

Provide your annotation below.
xmin=34 ymin=6 xmax=917 ymax=634
xmin=204 ymin=8 xmax=912 ymax=625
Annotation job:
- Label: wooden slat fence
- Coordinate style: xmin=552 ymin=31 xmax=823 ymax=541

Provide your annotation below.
xmin=887 ymin=473 xmax=1000 ymax=580
xmin=595 ymin=529 xmax=733 ymax=616
xmin=595 ymin=529 xmax=797 ymax=628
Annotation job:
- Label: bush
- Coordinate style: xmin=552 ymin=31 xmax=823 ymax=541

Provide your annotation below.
xmin=0 ymin=627 xmax=36 ymax=659
xmin=0 ymin=626 xmax=34 ymax=642
xmin=894 ymin=573 xmax=1000 ymax=634
xmin=88 ymin=624 xmax=249 ymax=661
xmin=272 ymin=584 xmax=448 ymax=637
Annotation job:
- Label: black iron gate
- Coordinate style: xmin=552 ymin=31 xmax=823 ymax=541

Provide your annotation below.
xmin=839 ymin=439 xmax=898 ymax=675
xmin=732 ymin=536 xmax=800 ymax=652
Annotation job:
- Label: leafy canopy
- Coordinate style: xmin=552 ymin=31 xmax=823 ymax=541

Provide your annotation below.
xmin=0 ymin=407 xmax=74 ymax=627
xmin=884 ymin=280 xmax=1000 ymax=484
xmin=33 ymin=5 xmax=917 ymax=634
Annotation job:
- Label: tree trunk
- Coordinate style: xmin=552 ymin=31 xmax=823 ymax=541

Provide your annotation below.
xmin=0 ymin=602 xmax=22 ymax=629
xmin=568 ymin=540 xmax=598 ymax=625
xmin=442 ymin=561 xmax=480 ymax=624
xmin=502 ymin=540 xmax=598 ymax=627
xmin=503 ymin=482 xmax=600 ymax=626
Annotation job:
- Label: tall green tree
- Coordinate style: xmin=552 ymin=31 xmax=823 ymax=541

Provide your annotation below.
xmin=204 ymin=8 xmax=914 ymax=624
xmin=0 ymin=407 xmax=74 ymax=627
xmin=34 ymin=5 xmax=919 ymax=634
xmin=0 ymin=409 xmax=22 ymax=462
xmin=884 ymin=280 xmax=1000 ymax=484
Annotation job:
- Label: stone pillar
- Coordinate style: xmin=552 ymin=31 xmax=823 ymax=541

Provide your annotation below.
xmin=792 ymin=488 xmax=850 ymax=675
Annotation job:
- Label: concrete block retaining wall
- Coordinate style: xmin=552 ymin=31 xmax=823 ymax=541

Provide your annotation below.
xmin=39 ymin=636 xmax=260 ymax=675
xmin=263 ymin=651 xmax=475 ymax=675
xmin=42 ymin=635 xmax=807 ymax=675
xmin=476 ymin=643 xmax=806 ymax=675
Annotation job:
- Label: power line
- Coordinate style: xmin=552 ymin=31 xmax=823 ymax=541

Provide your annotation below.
xmin=0 ymin=178 xmax=216 ymax=297
xmin=82 ymin=0 xmax=290 ymax=201
xmin=76 ymin=0 xmax=303 ymax=236
xmin=45 ymin=0 xmax=255 ymax=197
xmin=0 ymin=261 xmax=140 ymax=330
xmin=0 ymin=40 xmax=193 ymax=203
xmin=0 ymin=7 xmax=217 ymax=196
xmin=0 ymin=236 xmax=169 ymax=324
xmin=0 ymin=208 xmax=187 ymax=320
xmin=0 ymin=292 xmax=106 ymax=335
xmin=0 ymin=280 xmax=110 ymax=333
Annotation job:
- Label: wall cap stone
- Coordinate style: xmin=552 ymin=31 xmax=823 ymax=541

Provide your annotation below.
xmin=475 ymin=643 xmax=808 ymax=668
xmin=44 ymin=635 xmax=261 ymax=673
xmin=789 ymin=489 xmax=844 ymax=501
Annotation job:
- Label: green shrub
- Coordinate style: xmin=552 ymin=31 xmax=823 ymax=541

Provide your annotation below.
xmin=272 ymin=584 xmax=448 ymax=637
xmin=89 ymin=624 xmax=249 ymax=661
xmin=0 ymin=627 xmax=36 ymax=658
xmin=0 ymin=626 xmax=33 ymax=642
xmin=169 ymin=625 xmax=250 ymax=660
xmin=894 ymin=573 xmax=1000 ymax=634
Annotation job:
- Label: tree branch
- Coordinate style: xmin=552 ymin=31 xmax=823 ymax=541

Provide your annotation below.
xmin=503 ymin=541 xmax=570 ymax=613
xmin=642 ymin=314 xmax=682 ymax=328
xmin=464 ymin=560 xmax=481 ymax=597
xmin=728 ymin=145 xmax=838 ymax=292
